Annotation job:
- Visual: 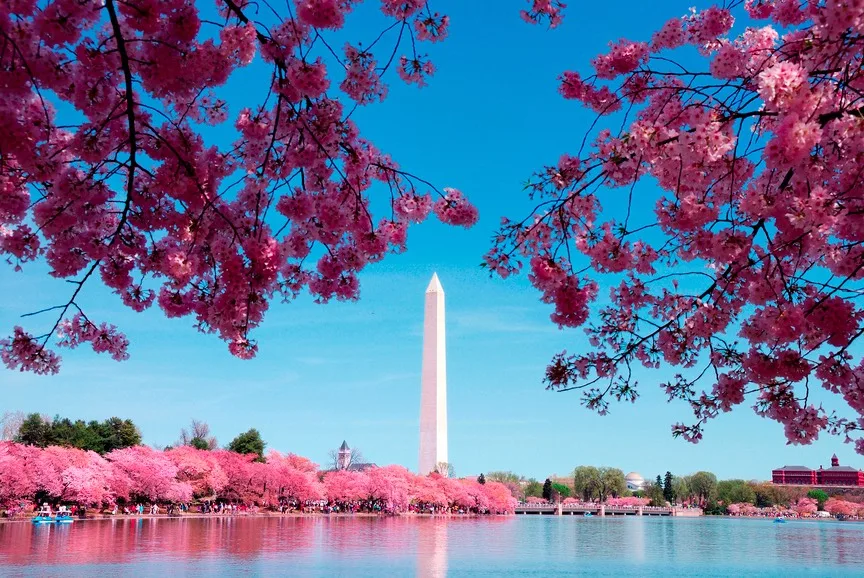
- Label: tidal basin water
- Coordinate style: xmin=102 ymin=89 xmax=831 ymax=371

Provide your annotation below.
xmin=2 ymin=516 xmax=864 ymax=577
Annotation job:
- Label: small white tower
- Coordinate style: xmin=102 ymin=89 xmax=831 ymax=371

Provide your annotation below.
xmin=337 ymin=440 xmax=351 ymax=470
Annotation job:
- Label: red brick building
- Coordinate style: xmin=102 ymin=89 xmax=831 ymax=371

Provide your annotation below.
xmin=772 ymin=455 xmax=864 ymax=487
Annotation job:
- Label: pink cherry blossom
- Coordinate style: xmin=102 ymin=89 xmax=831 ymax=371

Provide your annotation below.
xmin=824 ymin=498 xmax=860 ymax=517
xmin=1 ymin=0 xmax=473 ymax=373
xmin=398 ymin=55 xmax=435 ymax=87
xmin=496 ymin=1 xmax=864 ymax=453
xmin=414 ymin=13 xmax=449 ymax=43
xmin=433 ymin=188 xmax=479 ymax=227
xmin=521 ymin=1 xmax=566 ymax=28
xmin=107 ymin=446 xmax=192 ymax=503
xmin=0 ymin=441 xmax=521 ymax=515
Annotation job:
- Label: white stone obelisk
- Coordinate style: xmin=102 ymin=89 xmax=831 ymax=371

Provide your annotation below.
xmin=419 ymin=273 xmax=448 ymax=475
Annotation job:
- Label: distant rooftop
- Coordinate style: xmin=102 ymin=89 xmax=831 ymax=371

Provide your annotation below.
xmin=823 ymin=466 xmax=859 ymax=472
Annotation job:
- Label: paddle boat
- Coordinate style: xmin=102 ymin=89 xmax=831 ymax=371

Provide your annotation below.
xmin=55 ymin=506 xmax=74 ymax=524
xmin=32 ymin=504 xmax=75 ymax=524
xmin=773 ymin=516 xmax=786 ymax=524
xmin=583 ymin=511 xmax=594 ymax=517
xmin=32 ymin=504 xmax=54 ymax=524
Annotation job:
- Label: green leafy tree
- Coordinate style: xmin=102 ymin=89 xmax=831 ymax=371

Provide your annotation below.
xmin=703 ymin=500 xmax=727 ymax=515
xmin=542 ymin=478 xmax=553 ymax=501
xmin=190 ymin=437 xmax=210 ymax=450
xmin=752 ymin=483 xmax=785 ymax=508
xmin=663 ymin=471 xmax=675 ymax=503
xmin=477 ymin=473 xmax=486 ymax=485
xmin=689 ymin=471 xmax=718 ymax=505
xmin=598 ymin=468 xmax=627 ymax=501
xmin=15 ymin=413 xmax=49 ymax=447
xmin=99 ymin=417 xmax=142 ymax=453
xmin=44 ymin=417 xmax=83 ymax=448
xmin=15 ymin=413 xmax=140 ymax=453
xmin=807 ymin=489 xmax=829 ymax=510
xmin=645 ymin=481 xmax=666 ymax=506
xmin=523 ymin=479 xmax=544 ymax=499
xmin=487 ymin=471 xmax=521 ymax=485
xmin=228 ymin=428 xmax=266 ymax=461
xmin=673 ymin=476 xmax=692 ymax=504
xmin=551 ymin=482 xmax=571 ymax=499
xmin=573 ymin=466 xmax=600 ymax=501
xmin=716 ymin=479 xmax=756 ymax=505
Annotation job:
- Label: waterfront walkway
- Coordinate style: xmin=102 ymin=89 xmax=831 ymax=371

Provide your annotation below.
xmin=514 ymin=504 xmax=702 ymax=517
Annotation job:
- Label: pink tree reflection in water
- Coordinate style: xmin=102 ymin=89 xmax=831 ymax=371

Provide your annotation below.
xmin=3 ymin=517 xmax=864 ymax=572
xmin=0 ymin=518 xmax=316 ymax=566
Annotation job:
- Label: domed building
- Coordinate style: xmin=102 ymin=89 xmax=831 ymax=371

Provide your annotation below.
xmin=625 ymin=472 xmax=645 ymax=491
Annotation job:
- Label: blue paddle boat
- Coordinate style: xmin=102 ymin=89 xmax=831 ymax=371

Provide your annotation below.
xmin=54 ymin=506 xmax=74 ymax=524
xmin=583 ymin=511 xmax=594 ymax=517
xmin=32 ymin=504 xmax=54 ymax=524
xmin=32 ymin=504 xmax=75 ymax=524
xmin=773 ymin=516 xmax=786 ymax=524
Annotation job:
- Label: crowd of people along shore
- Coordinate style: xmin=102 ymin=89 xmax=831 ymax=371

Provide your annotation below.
xmin=0 ymin=443 xmax=517 ymax=519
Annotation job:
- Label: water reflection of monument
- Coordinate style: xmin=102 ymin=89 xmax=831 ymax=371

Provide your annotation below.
xmin=416 ymin=519 xmax=447 ymax=578
xmin=623 ymin=518 xmax=646 ymax=562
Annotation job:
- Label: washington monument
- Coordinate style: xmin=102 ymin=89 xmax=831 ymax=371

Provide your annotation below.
xmin=419 ymin=272 xmax=448 ymax=475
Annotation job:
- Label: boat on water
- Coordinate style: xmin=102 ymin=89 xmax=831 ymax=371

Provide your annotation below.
xmin=583 ymin=512 xmax=594 ymax=517
xmin=32 ymin=504 xmax=54 ymax=524
xmin=773 ymin=516 xmax=786 ymax=524
xmin=31 ymin=504 xmax=75 ymax=524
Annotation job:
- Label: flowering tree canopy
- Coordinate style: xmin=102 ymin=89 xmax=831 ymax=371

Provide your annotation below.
xmin=824 ymin=497 xmax=861 ymax=516
xmin=165 ymin=445 xmax=228 ymax=497
xmin=606 ymin=496 xmax=650 ymax=507
xmin=107 ymin=446 xmax=193 ymax=502
xmin=0 ymin=441 xmax=516 ymax=513
xmin=0 ymin=0 xmax=474 ymax=373
xmin=5 ymin=0 xmax=864 ymax=455
xmin=793 ymin=496 xmax=818 ymax=516
xmin=490 ymin=1 xmax=864 ymax=453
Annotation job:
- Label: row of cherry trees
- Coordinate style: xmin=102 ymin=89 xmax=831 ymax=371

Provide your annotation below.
xmin=729 ymin=497 xmax=864 ymax=518
xmin=0 ymin=442 xmax=516 ymax=514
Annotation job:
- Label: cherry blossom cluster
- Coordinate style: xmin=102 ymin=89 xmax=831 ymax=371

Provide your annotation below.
xmin=824 ymin=497 xmax=864 ymax=517
xmin=0 ymin=442 xmax=516 ymax=514
xmin=520 ymin=0 xmax=567 ymax=28
xmin=604 ymin=496 xmax=650 ymax=507
xmin=497 ymin=1 xmax=864 ymax=452
xmin=0 ymin=0 xmax=472 ymax=373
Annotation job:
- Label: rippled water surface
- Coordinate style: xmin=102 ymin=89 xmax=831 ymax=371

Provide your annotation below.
xmin=1 ymin=516 xmax=863 ymax=576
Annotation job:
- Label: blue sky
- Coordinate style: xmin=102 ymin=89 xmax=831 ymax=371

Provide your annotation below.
xmin=1 ymin=0 xmax=859 ymax=481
